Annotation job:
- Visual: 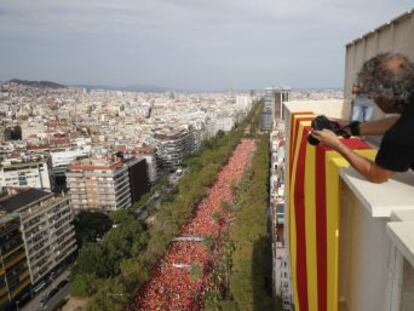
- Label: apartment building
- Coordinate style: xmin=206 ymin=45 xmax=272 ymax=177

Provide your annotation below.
xmin=49 ymin=147 xmax=91 ymax=178
xmin=124 ymin=157 xmax=150 ymax=203
xmin=205 ymin=115 xmax=234 ymax=138
xmin=136 ymin=145 xmax=158 ymax=183
xmin=261 ymin=86 xmax=290 ymax=132
xmin=270 ymin=123 xmax=293 ymax=311
xmin=66 ymin=157 xmax=132 ymax=212
xmin=0 ymin=213 xmax=31 ymax=310
xmin=0 ymin=188 xmax=76 ymax=285
xmin=0 ymin=155 xmax=52 ymax=191
xmin=149 ymin=128 xmax=194 ymax=173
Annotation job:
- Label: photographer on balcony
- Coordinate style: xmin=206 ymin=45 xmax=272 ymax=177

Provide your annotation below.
xmin=312 ymin=53 xmax=414 ymax=183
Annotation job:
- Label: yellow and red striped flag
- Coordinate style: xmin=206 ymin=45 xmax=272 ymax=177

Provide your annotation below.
xmin=287 ymin=112 xmax=376 ymax=311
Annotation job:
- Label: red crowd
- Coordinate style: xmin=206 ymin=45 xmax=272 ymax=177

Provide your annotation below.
xmin=130 ymin=139 xmax=256 ymax=311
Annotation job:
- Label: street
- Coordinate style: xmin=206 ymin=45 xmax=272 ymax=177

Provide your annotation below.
xmin=136 ymin=169 xmax=186 ymax=221
xmin=21 ymin=271 xmax=70 ymax=311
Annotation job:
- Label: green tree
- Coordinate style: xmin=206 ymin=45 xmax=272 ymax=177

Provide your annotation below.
xmin=72 ymin=211 xmax=112 ymax=248
xmin=72 ymin=243 xmax=109 ymax=277
xmin=87 ymin=278 xmax=130 ymax=311
xmin=119 ymin=258 xmax=149 ymax=289
xmin=70 ymin=273 xmax=98 ymax=297
xmin=110 ymin=208 xmax=134 ymax=224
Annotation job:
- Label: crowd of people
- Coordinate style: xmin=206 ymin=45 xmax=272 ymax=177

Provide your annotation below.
xmin=131 ymin=139 xmax=256 ymax=310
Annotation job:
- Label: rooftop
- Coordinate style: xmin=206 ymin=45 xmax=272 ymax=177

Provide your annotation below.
xmin=69 ymin=156 xmax=123 ymax=171
xmin=0 ymin=188 xmax=51 ymax=213
xmin=346 ymin=8 xmax=414 ymax=47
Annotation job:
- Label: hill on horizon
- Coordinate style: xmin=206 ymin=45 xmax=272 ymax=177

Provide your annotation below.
xmin=8 ymin=79 xmax=66 ymax=89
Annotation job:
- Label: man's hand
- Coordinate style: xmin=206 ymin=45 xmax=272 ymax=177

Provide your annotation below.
xmin=329 ymin=117 xmax=350 ymax=129
xmin=312 ymin=129 xmax=395 ymax=183
xmin=311 ymin=129 xmax=342 ymax=149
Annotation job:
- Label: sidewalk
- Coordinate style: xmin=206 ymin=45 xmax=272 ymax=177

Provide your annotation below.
xmin=21 ymin=270 xmax=70 ymax=311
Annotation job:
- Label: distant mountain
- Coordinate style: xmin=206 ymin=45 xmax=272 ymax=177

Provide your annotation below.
xmin=9 ymin=79 xmax=66 ymax=89
xmin=75 ymin=84 xmax=176 ymax=93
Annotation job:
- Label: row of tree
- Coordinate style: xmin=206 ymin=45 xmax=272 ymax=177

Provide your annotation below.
xmin=69 ymin=101 xmax=263 ymax=311
xmin=204 ymin=134 xmax=279 ymax=311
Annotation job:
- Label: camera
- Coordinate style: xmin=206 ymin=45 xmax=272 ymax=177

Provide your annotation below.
xmin=307 ymin=115 xmax=350 ymax=146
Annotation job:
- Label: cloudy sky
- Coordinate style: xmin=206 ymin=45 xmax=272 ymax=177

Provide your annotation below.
xmin=0 ymin=1 xmax=413 ymax=90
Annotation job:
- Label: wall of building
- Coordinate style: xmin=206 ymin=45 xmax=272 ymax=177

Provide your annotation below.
xmin=0 ymin=160 xmax=51 ymax=191
xmin=0 ymin=216 xmax=31 ymax=310
xmin=140 ymin=154 xmax=158 ymax=183
xmin=150 ymin=131 xmax=194 ymax=173
xmin=339 ymin=180 xmax=392 ymax=311
xmin=67 ymin=164 xmax=131 ymax=212
xmin=127 ymin=158 xmax=150 ymax=203
xmin=344 ymin=10 xmax=414 ymax=115
xmin=401 ymin=258 xmax=414 ymax=311
xmin=20 ymin=195 xmax=76 ymax=284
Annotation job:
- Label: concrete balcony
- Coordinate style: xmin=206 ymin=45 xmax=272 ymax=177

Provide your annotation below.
xmin=283 ymin=100 xmax=414 ymax=311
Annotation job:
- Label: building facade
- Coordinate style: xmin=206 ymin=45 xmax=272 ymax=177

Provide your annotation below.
xmin=261 ymin=86 xmax=290 ymax=132
xmin=136 ymin=145 xmax=158 ymax=184
xmin=125 ymin=157 xmax=150 ymax=203
xmin=0 ymin=155 xmax=52 ymax=191
xmin=66 ymin=157 xmax=132 ymax=212
xmin=149 ymin=128 xmax=194 ymax=173
xmin=0 ymin=214 xmax=31 ymax=310
xmin=269 ymin=122 xmax=293 ymax=311
xmin=49 ymin=147 xmax=91 ymax=179
xmin=0 ymin=188 xmax=76 ymax=286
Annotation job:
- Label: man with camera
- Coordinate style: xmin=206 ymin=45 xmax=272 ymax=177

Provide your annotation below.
xmin=311 ymin=53 xmax=414 ymax=183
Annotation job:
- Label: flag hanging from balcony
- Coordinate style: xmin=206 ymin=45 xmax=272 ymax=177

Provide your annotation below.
xmin=288 ymin=112 xmax=375 ymax=311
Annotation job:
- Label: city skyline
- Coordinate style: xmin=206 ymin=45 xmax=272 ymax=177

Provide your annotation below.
xmin=0 ymin=0 xmax=413 ymax=90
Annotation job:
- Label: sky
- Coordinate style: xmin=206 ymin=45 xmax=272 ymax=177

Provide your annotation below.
xmin=0 ymin=1 xmax=413 ymax=91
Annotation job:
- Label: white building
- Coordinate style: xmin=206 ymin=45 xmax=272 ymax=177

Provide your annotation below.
xmin=50 ymin=146 xmax=91 ymax=177
xmin=205 ymin=115 xmax=234 ymax=138
xmin=0 ymin=155 xmax=52 ymax=191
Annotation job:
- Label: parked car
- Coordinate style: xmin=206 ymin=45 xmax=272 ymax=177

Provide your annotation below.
xmin=48 ymin=288 xmax=59 ymax=298
xmin=32 ymin=281 xmax=47 ymax=295
xmin=57 ymin=279 xmax=69 ymax=289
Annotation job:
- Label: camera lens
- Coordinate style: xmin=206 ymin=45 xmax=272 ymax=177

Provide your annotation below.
xmin=307 ymin=134 xmax=320 ymax=146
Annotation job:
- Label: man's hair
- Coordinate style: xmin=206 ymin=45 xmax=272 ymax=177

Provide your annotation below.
xmin=357 ymin=53 xmax=414 ymax=107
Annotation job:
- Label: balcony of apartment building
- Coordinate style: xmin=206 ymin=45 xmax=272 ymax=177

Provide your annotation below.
xmin=283 ymin=100 xmax=414 ymax=311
